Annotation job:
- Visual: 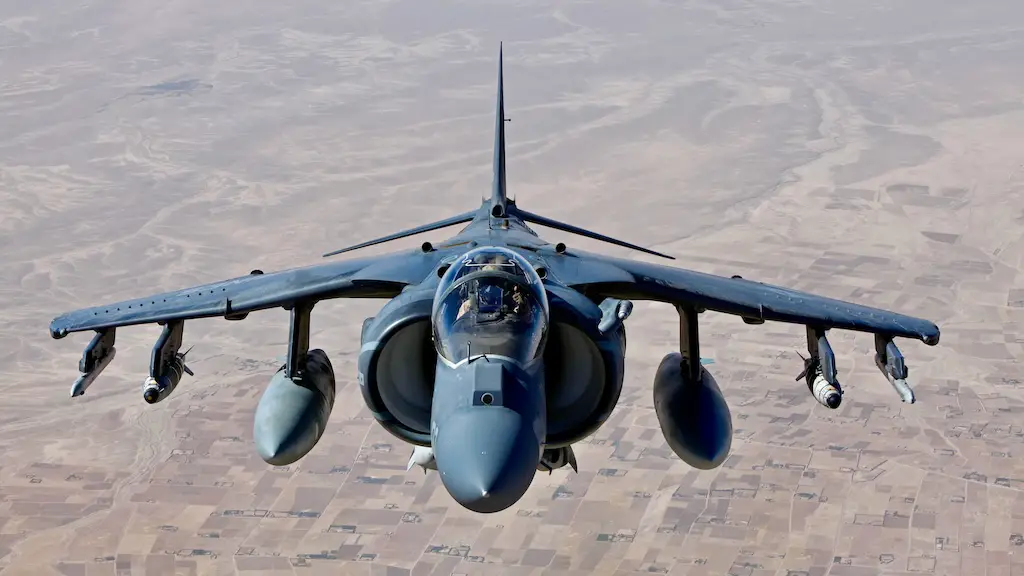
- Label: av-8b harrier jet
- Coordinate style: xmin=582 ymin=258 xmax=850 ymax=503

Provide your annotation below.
xmin=49 ymin=46 xmax=940 ymax=514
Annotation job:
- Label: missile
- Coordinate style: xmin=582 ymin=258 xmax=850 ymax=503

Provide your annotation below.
xmin=143 ymin=347 xmax=193 ymax=405
xmin=70 ymin=329 xmax=117 ymax=398
xmin=875 ymin=336 xmax=915 ymax=404
xmin=877 ymin=361 xmax=915 ymax=404
xmin=70 ymin=346 xmax=116 ymax=398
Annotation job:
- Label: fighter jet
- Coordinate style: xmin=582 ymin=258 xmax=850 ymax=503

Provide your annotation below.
xmin=48 ymin=45 xmax=940 ymax=514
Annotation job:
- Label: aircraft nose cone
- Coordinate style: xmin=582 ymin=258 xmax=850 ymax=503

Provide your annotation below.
xmin=434 ymin=407 xmax=541 ymax=514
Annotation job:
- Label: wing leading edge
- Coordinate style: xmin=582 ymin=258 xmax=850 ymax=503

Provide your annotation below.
xmin=49 ymin=248 xmax=448 ymax=339
xmin=549 ymin=250 xmax=940 ymax=345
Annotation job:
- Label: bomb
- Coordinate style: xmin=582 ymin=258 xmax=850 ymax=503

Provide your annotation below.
xmin=798 ymin=328 xmax=842 ymax=410
xmin=142 ymin=347 xmax=193 ymax=405
xmin=808 ymin=370 xmax=842 ymax=409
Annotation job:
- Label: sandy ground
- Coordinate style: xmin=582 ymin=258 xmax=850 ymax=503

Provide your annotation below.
xmin=2 ymin=0 xmax=1024 ymax=574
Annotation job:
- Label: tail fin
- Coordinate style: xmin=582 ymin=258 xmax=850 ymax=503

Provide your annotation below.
xmin=490 ymin=44 xmax=672 ymax=260
xmin=322 ymin=44 xmax=509 ymax=259
xmin=320 ymin=43 xmax=676 ymax=261
xmin=490 ymin=42 xmax=508 ymax=218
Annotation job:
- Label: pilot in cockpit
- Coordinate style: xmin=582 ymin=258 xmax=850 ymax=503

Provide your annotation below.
xmin=455 ymin=259 xmax=528 ymax=320
xmin=432 ymin=246 xmax=548 ymax=365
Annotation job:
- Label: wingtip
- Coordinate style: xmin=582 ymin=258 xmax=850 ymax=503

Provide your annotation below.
xmin=49 ymin=319 xmax=68 ymax=340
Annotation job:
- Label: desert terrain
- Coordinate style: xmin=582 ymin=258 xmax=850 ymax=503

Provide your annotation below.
xmin=3 ymin=0 xmax=1024 ymax=574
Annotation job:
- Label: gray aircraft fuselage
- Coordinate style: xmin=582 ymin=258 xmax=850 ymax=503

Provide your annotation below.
xmin=354 ymin=226 xmax=630 ymax=513
xmin=48 ymin=44 xmax=941 ymax=515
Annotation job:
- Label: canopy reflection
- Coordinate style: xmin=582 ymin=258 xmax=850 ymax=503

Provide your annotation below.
xmin=432 ymin=247 xmax=548 ymax=365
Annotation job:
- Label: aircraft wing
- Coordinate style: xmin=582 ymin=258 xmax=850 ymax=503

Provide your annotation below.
xmin=49 ymin=248 xmax=448 ymax=339
xmin=548 ymin=249 xmax=940 ymax=345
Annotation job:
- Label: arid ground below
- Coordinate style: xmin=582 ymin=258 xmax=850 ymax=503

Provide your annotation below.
xmin=3 ymin=1 xmax=1024 ymax=574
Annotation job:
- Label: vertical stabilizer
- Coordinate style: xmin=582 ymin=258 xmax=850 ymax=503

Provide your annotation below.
xmin=322 ymin=42 xmax=674 ymax=261
xmin=490 ymin=43 xmax=508 ymax=218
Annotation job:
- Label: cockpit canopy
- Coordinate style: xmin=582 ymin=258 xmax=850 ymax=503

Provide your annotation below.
xmin=432 ymin=247 xmax=549 ymax=365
